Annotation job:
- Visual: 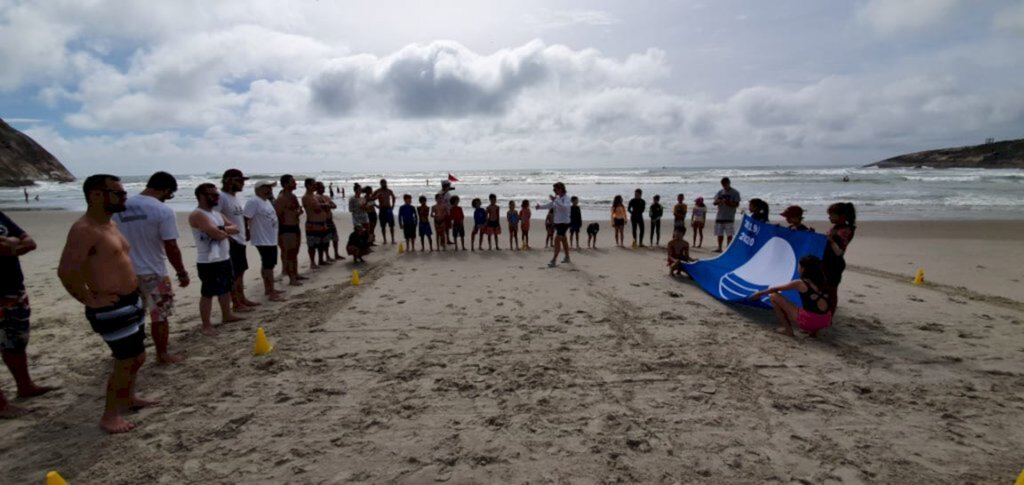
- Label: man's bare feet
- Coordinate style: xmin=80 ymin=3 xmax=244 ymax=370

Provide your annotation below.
xmin=223 ymin=315 xmax=245 ymax=323
xmin=242 ymin=299 xmax=261 ymax=307
xmin=156 ymin=353 xmax=186 ymax=365
xmin=234 ymin=305 xmax=254 ymax=313
xmin=17 ymin=384 xmax=58 ymax=398
xmin=99 ymin=413 xmax=136 ymax=433
xmin=128 ymin=396 xmax=161 ymax=411
xmin=320 ymin=260 xmax=333 ymax=266
xmin=200 ymin=326 xmax=220 ymax=337
xmin=776 ymin=326 xmax=795 ymax=337
xmin=0 ymin=403 xmax=30 ymax=418
xmin=288 ymin=280 xmax=304 ymax=287
xmin=268 ymin=294 xmax=286 ymax=302
xmin=297 ymin=275 xmax=310 ymax=281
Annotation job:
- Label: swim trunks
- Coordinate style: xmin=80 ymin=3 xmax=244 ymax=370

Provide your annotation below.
xmin=278 ymin=224 xmax=300 ymax=236
xmin=197 ymin=259 xmax=234 ymax=297
xmin=554 ymin=223 xmax=570 ymax=236
xmin=256 ymin=245 xmax=278 ymax=270
xmin=85 ymin=292 xmax=146 ymax=360
xmin=569 ymin=222 xmax=582 ymax=233
xmin=0 ymin=290 xmax=31 ymax=352
xmin=378 ymin=208 xmax=395 ymax=227
xmin=484 ymin=220 xmax=501 ymax=235
xmin=326 ymin=219 xmax=340 ymax=242
xmin=137 ymin=274 xmax=174 ymax=323
xmin=419 ymin=222 xmax=433 ymax=237
xmin=403 ymin=224 xmax=417 ymax=240
xmin=613 ymin=218 xmax=625 ymax=228
xmin=797 ymin=309 xmax=832 ymax=333
xmin=229 ymin=239 xmax=249 ymax=275
xmin=714 ymin=222 xmax=735 ymax=237
xmin=452 ymin=221 xmax=466 ymax=238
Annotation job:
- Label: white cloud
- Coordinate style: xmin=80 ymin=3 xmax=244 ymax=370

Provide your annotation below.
xmin=523 ymin=9 xmax=619 ymax=29
xmin=857 ymin=0 xmax=962 ymax=35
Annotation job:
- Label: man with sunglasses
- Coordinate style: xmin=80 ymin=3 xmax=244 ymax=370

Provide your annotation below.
xmin=115 ymin=171 xmax=189 ymax=365
xmin=189 ymin=183 xmax=244 ymax=338
xmin=59 ymin=174 xmax=158 ymax=433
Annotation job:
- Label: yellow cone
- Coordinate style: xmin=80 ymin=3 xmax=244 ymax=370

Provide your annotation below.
xmin=398 ymin=243 xmax=405 ymax=254
xmin=631 ymin=240 xmax=638 ymax=249
xmin=351 ymin=269 xmax=361 ymax=286
xmin=520 ymin=243 xmax=527 ymax=250
xmin=912 ymin=268 xmax=925 ymax=285
xmin=46 ymin=471 xmax=69 ymax=485
xmin=1016 ymin=469 xmax=1024 ymax=485
xmin=254 ymin=327 xmax=273 ymax=355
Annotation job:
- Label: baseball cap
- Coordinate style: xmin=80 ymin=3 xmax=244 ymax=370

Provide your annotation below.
xmin=222 ymin=168 xmax=250 ymax=180
xmin=254 ymin=180 xmax=277 ymax=189
xmin=780 ymin=205 xmax=804 ymax=218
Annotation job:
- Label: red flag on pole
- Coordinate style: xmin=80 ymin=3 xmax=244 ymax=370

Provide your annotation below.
xmin=448 ymin=173 xmax=459 ymax=182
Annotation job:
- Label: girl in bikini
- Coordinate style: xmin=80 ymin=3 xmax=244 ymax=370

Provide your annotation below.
xmin=750 ymin=255 xmax=833 ymax=337
xmin=611 ymin=195 xmax=626 ymax=247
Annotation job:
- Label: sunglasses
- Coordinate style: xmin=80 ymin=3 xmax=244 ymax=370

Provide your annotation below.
xmin=99 ymin=188 xmax=128 ymax=198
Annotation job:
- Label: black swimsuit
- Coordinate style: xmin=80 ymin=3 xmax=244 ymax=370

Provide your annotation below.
xmin=799 ymin=279 xmax=831 ymax=314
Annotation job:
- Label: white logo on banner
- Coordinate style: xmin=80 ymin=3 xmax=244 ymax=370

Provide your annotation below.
xmin=718 ymin=237 xmax=797 ymax=302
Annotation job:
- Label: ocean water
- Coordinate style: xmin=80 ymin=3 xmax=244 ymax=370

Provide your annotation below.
xmin=2 ymin=166 xmax=1022 ymax=221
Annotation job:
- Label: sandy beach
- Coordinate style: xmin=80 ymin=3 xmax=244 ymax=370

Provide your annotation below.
xmin=0 ymin=210 xmax=1022 ymax=483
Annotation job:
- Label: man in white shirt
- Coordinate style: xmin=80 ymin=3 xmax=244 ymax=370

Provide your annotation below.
xmin=243 ymin=181 xmax=284 ymax=302
xmin=536 ymin=182 xmax=572 ymax=267
xmin=219 ymin=169 xmax=260 ymax=312
xmin=114 ymin=172 xmax=189 ymax=364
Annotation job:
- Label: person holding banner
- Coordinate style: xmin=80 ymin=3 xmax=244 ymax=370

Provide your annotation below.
xmin=749 ymin=255 xmax=832 ymax=337
xmin=713 ymin=177 xmax=741 ymax=252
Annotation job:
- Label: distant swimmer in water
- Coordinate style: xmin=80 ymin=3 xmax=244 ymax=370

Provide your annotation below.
xmin=842 ymin=176 xmax=850 ymax=182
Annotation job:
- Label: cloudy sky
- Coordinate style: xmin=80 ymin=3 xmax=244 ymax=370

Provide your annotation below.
xmin=2 ymin=0 xmax=1023 ymax=175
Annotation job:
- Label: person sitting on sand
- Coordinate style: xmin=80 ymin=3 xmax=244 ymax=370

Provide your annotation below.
xmin=1 ymin=211 xmax=57 ymax=418
xmin=189 ymin=183 xmax=245 ymax=337
xmin=58 ymin=174 xmax=158 ymax=433
xmin=667 ymin=228 xmax=695 ymax=277
xmin=346 ymin=224 xmax=371 ymax=263
xmin=750 ymin=255 xmax=833 ymax=338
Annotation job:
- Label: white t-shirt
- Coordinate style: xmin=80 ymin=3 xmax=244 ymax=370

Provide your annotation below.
xmin=191 ymin=209 xmax=230 ymax=264
xmin=243 ymin=197 xmax=278 ymax=247
xmin=537 ymin=194 xmax=572 ymax=224
xmin=115 ymin=194 xmax=179 ymax=276
xmin=218 ymin=191 xmax=247 ymax=244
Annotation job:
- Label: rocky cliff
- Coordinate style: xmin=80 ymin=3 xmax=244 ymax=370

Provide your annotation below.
xmin=864 ymin=138 xmax=1024 ymax=169
xmin=0 ymin=118 xmax=75 ymax=186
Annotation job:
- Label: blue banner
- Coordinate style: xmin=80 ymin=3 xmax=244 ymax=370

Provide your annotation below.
xmin=681 ymin=215 xmax=827 ymax=309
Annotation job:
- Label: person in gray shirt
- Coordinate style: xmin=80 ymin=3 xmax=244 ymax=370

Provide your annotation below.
xmin=713 ymin=177 xmax=741 ymax=252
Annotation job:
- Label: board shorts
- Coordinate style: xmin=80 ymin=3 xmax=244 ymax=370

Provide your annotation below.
xmin=452 ymin=221 xmax=466 ymax=238
xmin=472 ymin=223 xmax=484 ymax=234
xmin=714 ymin=221 xmax=735 ymax=236
xmin=0 ymin=290 xmax=31 ymax=352
xmin=325 ymin=219 xmax=339 ymax=243
xmin=256 ymin=245 xmax=278 ymax=270
xmin=402 ymin=224 xmax=417 ymax=240
xmin=797 ymin=309 xmax=832 ymax=333
xmin=419 ymin=222 xmax=433 ymax=237
xmin=137 ymin=274 xmax=174 ymax=323
xmin=378 ymin=208 xmax=395 ymax=227
xmin=613 ymin=218 xmax=625 ymax=228
xmin=554 ymin=223 xmax=570 ymax=236
xmin=305 ymin=221 xmax=331 ymax=248
xmin=85 ymin=292 xmax=146 ymax=360
xmin=197 ymin=260 xmax=234 ymax=297
xmin=569 ymin=222 xmax=582 ymax=234
xmin=521 ymin=221 xmax=531 ymax=232
xmin=484 ymin=220 xmax=501 ymax=235
xmin=229 ymin=239 xmax=249 ymax=275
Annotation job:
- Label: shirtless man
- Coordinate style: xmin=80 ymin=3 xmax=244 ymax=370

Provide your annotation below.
xmin=316 ymin=182 xmax=342 ymax=261
xmin=189 ymin=183 xmax=244 ymax=337
xmin=58 ymin=174 xmax=157 ymax=433
xmin=114 ymin=172 xmax=189 ymax=364
xmin=274 ymin=175 xmax=304 ymax=285
xmin=302 ymin=178 xmax=331 ymax=269
xmin=1 ymin=211 xmax=57 ymax=418
xmin=373 ymin=179 xmax=397 ymax=244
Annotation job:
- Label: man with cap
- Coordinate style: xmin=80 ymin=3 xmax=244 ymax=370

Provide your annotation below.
xmin=114 ymin=171 xmax=189 ymax=364
xmin=244 ymin=181 xmax=285 ymax=301
xmin=781 ymin=206 xmax=813 ymax=232
xmin=219 ymin=169 xmax=259 ymax=312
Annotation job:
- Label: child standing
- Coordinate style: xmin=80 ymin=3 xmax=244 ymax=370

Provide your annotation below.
xmin=823 ymin=202 xmax=856 ymax=312
xmin=450 ymin=196 xmax=466 ymax=250
xmin=569 ymin=196 xmax=582 ymax=249
xmin=691 ymin=197 xmax=707 ymax=248
xmin=673 ymin=194 xmax=688 ymax=232
xmin=484 ymin=194 xmax=501 ymax=250
xmin=471 ymin=198 xmax=486 ymax=251
xmin=519 ymin=200 xmax=532 ymax=250
xmin=544 ymin=209 xmax=554 ymax=248
xmin=417 ymin=195 xmax=433 ymax=251
xmin=431 ymin=193 xmax=449 ymax=251
xmin=506 ymin=201 xmax=520 ymax=250
xmin=667 ymin=228 xmax=694 ymax=277
xmin=649 ymin=195 xmax=663 ymax=246
xmin=398 ymin=194 xmax=418 ymax=252
xmin=780 ymin=205 xmax=812 ymax=232
xmin=586 ymin=222 xmax=600 ymax=249
xmin=611 ymin=195 xmax=626 ymax=247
